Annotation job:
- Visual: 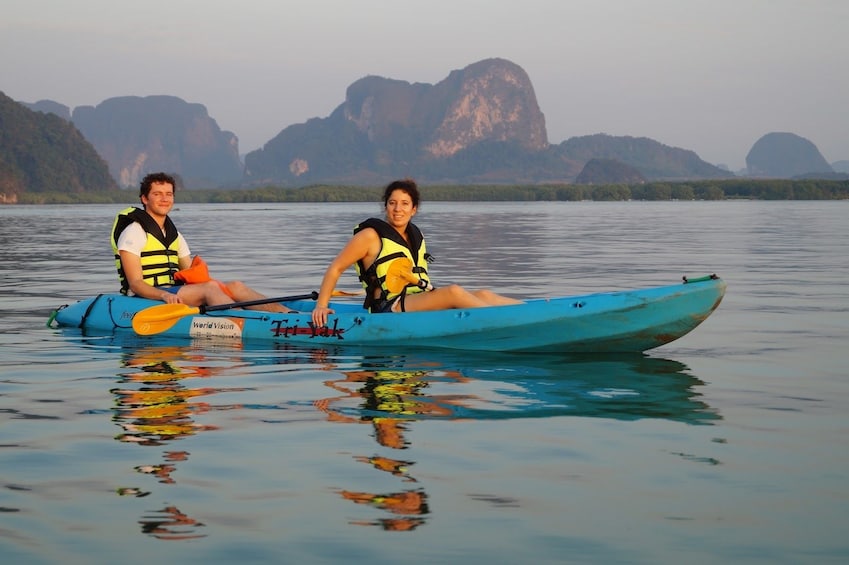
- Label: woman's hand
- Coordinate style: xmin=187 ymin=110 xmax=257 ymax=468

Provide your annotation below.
xmin=312 ymin=306 xmax=335 ymax=327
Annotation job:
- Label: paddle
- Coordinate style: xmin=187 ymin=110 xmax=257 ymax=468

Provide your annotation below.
xmin=385 ymin=257 xmax=429 ymax=294
xmin=132 ymin=291 xmax=318 ymax=335
xmin=329 ymin=288 xmax=365 ymax=296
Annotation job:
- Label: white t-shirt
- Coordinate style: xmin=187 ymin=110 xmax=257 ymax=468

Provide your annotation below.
xmin=117 ymin=222 xmax=191 ymax=258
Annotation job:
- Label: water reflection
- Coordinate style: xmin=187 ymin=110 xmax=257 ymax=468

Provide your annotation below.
xmin=67 ymin=330 xmax=720 ymax=537
xmin=307 ymin=348 xmax=719 ymax=530
xmin=110 ymin=345 xmax=239 ymax=540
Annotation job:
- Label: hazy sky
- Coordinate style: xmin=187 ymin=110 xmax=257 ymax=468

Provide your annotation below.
xmin=3 ymin=0 xmax=847 ymax=170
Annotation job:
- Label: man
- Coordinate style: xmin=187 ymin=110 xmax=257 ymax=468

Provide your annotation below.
xmin=112 ymin=172 xmax=287 ymax=312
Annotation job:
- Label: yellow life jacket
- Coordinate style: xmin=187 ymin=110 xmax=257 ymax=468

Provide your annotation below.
xmin=111 ymin=207 xmax=181 ymax=294
xmin=354 ymin=218 xmax=432 ymax=312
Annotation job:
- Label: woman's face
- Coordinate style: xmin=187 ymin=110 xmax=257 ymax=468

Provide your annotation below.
xmin=384 ymin=189 xmax=417 ymax=229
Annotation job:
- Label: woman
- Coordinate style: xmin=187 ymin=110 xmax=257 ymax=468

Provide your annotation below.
xmin=311 ymin=178 xmax=522 ymax=327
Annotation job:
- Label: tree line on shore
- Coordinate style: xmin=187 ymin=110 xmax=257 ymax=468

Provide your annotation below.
xmin=10 ymin=179 xmax=849 ymax=205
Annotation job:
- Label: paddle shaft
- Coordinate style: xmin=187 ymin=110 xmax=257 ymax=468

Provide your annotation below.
xmin=133 ymin=291 xmax=320 ymax=335
xmin=199 ymin=291 xmax=318 ymax=313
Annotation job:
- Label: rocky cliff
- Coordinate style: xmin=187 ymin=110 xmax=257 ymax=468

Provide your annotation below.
xmin=19 ymin=99 xmax=72 ymax=121
xmin=244 ymin=58 xmax=551 ymax=185
xmin=244 ymin=59 xmax=738 ymax=186
xmin=746 ymin=132 xmax=833 ymax=178
xmin=559 ymin=134 xmax=730 ymax=181
xmin=72 ymin=95 xmax=243 ymax=188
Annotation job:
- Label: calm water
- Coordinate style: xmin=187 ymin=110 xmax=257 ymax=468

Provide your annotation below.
xmin=1 ymin=200 xmax=847 ymax=564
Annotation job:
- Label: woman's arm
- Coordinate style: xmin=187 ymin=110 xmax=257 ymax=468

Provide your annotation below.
xmin=312 ymin=229 xmax=379 ymax=326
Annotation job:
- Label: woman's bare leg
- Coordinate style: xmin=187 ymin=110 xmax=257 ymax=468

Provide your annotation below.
xmin=402 ymin=284 xmax=521 ymax=312
xmin=471 ymin=289 xmax=523 ymax=306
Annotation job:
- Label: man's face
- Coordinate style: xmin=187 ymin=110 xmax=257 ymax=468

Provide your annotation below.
xmin=142 ymin=182 xmax=175 ymax=217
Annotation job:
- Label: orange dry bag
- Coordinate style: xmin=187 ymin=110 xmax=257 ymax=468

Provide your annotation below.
xmin=174 ymin=256 xmax=211 ymax=284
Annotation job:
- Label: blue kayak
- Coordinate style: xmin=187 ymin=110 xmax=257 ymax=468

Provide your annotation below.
xmin=49 ymin=275 xmax=725 ymax=353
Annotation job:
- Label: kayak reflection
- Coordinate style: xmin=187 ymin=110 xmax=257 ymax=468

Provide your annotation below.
xmin=66 ymin=329 xmax=721 ymax=425
xmin=311 ymin=349 xmax=720 ymax=426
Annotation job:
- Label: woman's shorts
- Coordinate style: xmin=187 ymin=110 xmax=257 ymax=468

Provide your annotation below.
xmin=371 ymin=296 xmax=401 ymax=313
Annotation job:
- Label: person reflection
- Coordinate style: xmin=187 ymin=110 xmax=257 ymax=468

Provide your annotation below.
xmin=138 ymin=505 xmax=207 ymax=540
xmin=112 ymin=363 xmax=219 ymax=446
xmin=111 ymin=347 xmax=239 ymax=539
xmin=315 ymin=363 xmax=470 ymax=530
xmin=135 ymin=450 xmax=190 ymax=484
xmin=339 ymin=489 xmax=430 ymax=531
xmin=111 ymin=347 xmax=245 ymax=447
xmin=354 ymin=454 xmax=417 ymax=482
xmin=314 ymin=367 xmax=468 ymax=448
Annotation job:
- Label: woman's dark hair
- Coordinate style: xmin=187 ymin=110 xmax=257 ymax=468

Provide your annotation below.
xmin=139 ymin=172 xmax=177 ymax=197
xmin=382 ymin=178 xmax=420 ymax=208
